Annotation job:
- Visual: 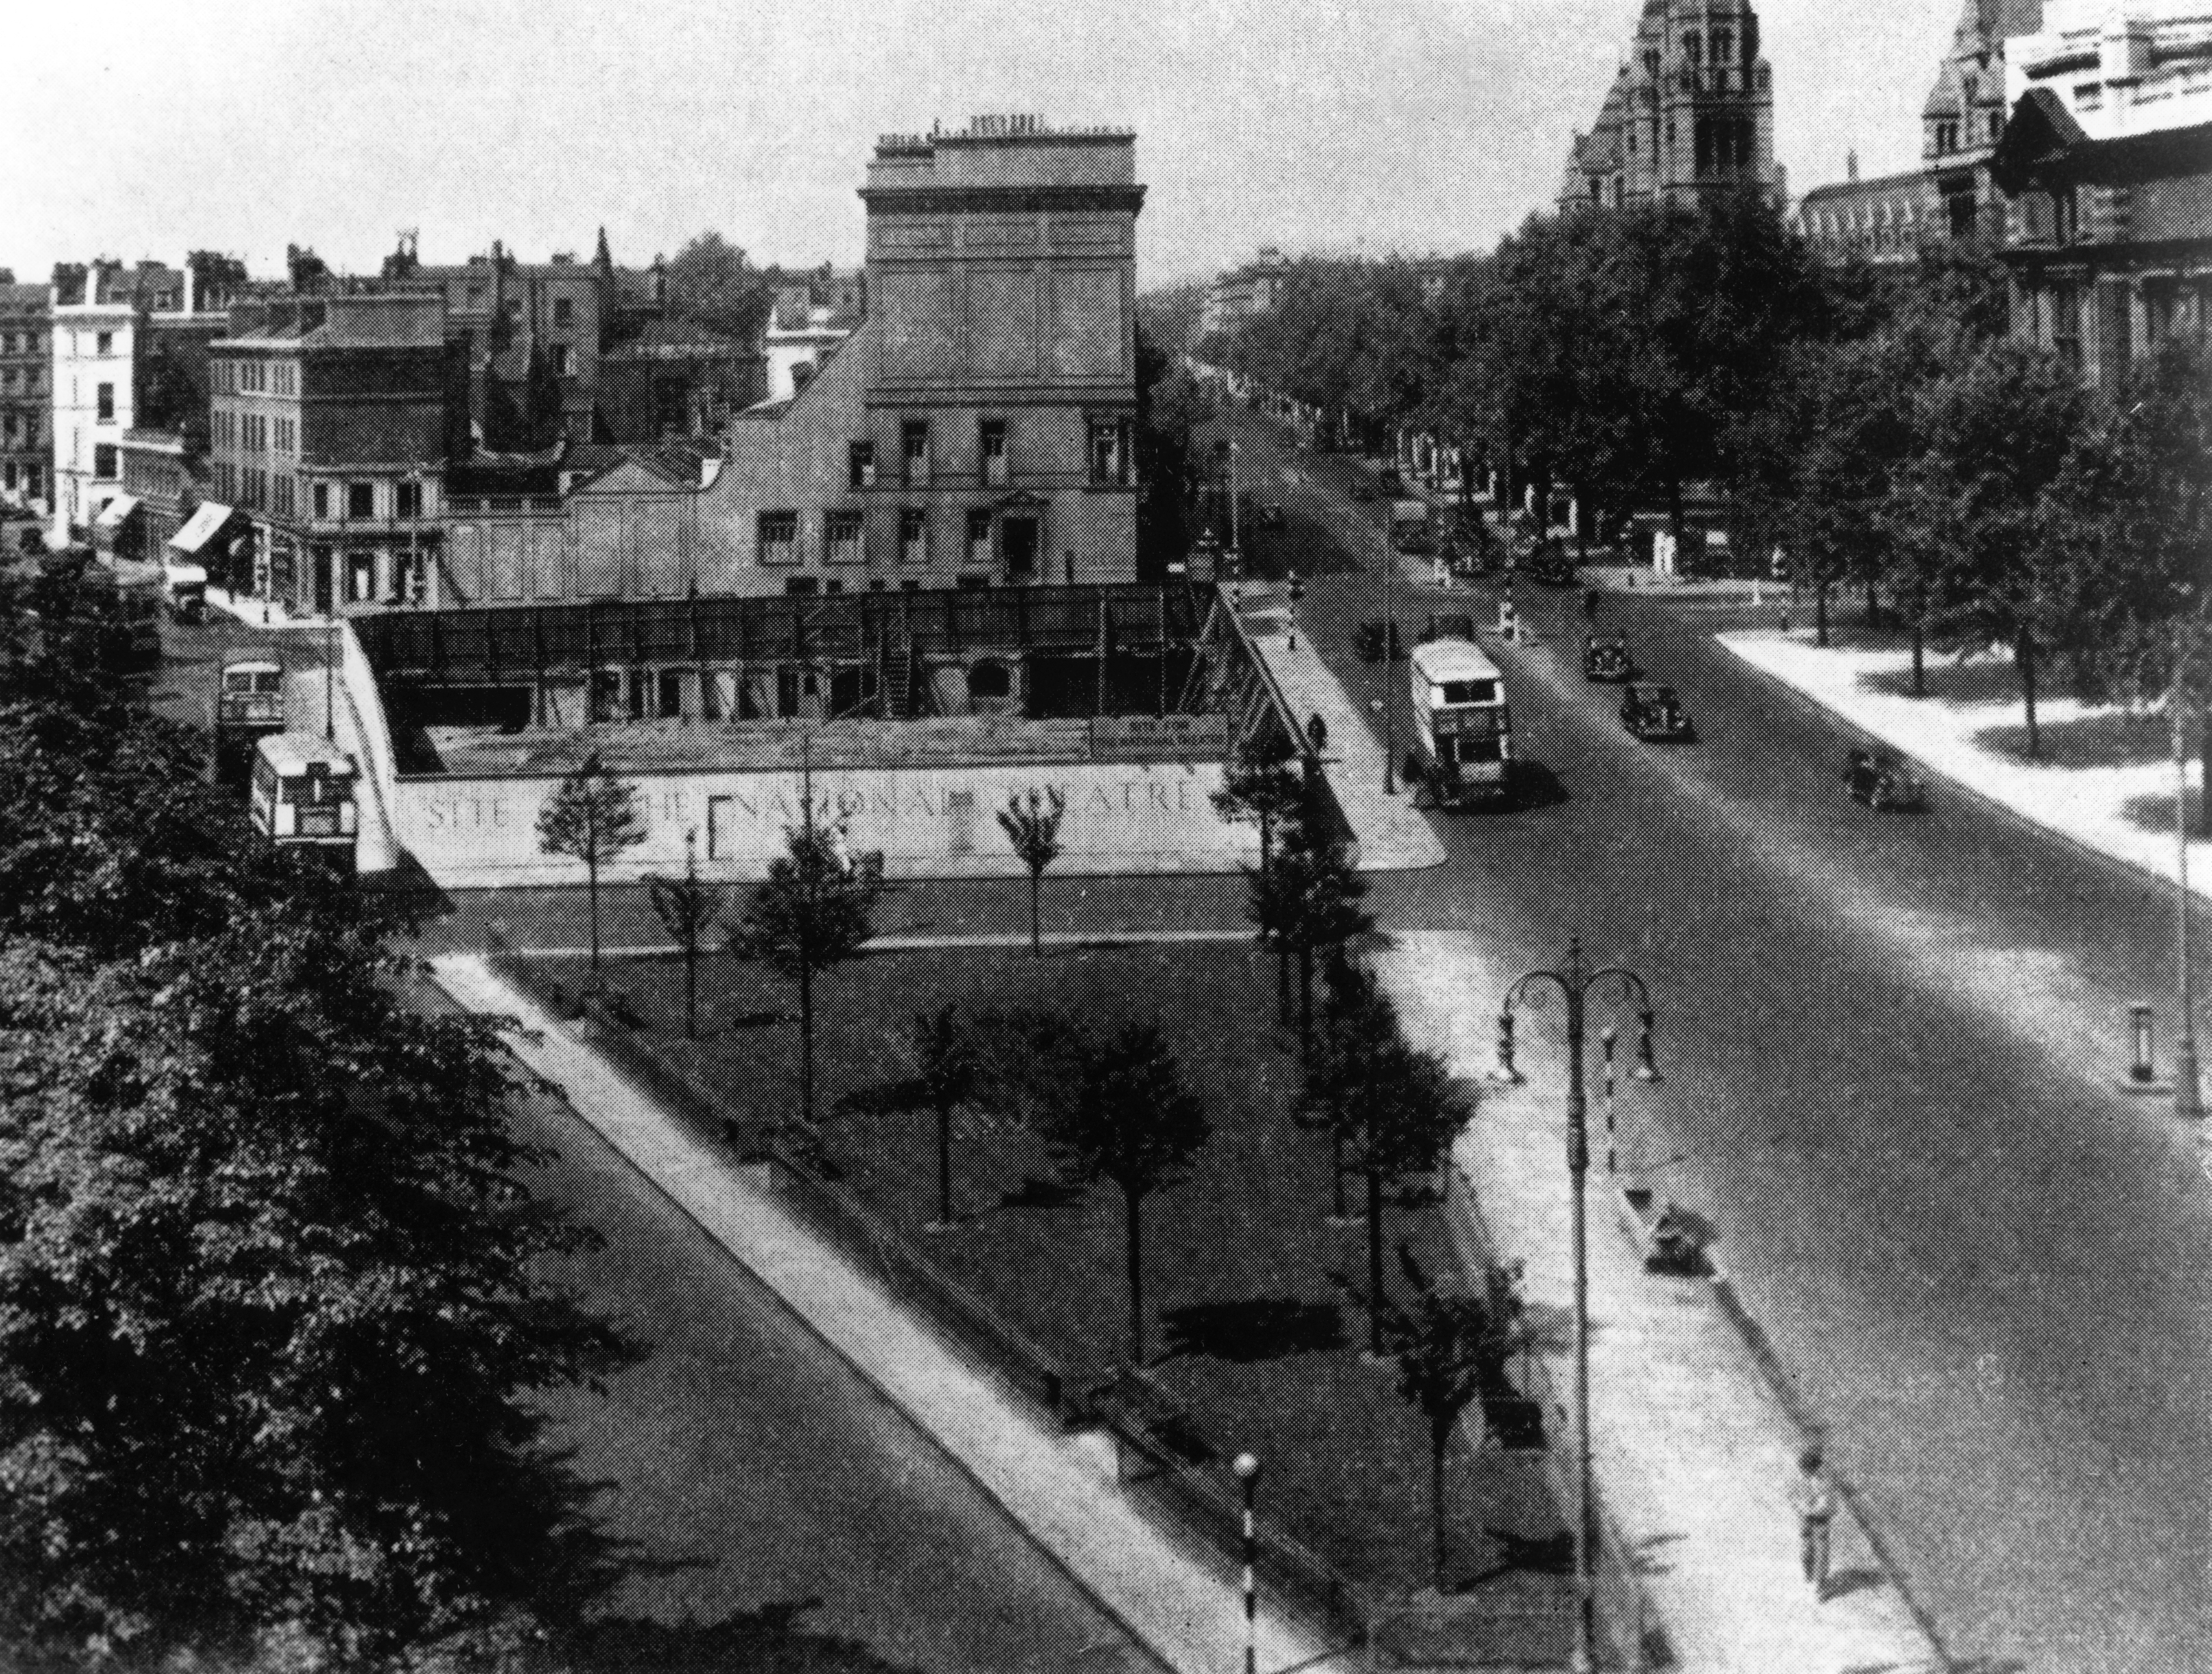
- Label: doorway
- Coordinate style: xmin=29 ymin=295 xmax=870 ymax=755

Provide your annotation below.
xmin=1002 ymin=515 xmax=1038 ymax=582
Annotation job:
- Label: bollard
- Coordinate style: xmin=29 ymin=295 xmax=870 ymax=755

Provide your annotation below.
xmin=2130 ymin=1004 xmax=2157 ymax=1084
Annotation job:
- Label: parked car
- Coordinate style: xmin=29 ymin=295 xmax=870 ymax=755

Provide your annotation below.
xmin=1348 ymin=478 xmax=1375 ymax=502
xmin=1583 ymin=633 xmax=1634 ymax=684
xmin=1378 ymin=466 xmax=1404 ymax=494
xmin=1620 ymin=683 xmax=1694 ymax=742
xmin=1527 ymin=544 xmax=1580 ymax=587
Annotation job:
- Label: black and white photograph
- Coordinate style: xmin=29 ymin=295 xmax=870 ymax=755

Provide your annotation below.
xmin=1 ymin=2 xmax=2207 ymax=1670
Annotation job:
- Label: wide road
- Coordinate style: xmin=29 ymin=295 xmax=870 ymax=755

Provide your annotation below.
xmin=509 ymin=1075 xmax=1160 ymax=1673
xmin=1219 ymin=408 xmax=2212 ymax=1674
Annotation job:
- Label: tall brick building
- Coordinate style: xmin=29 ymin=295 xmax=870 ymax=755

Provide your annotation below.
xmin=439 ymin=116 xmax=1148 ymax=607
xmin=1557 ymin=0 xmax=1780 ymax=213
xmin=0 ymin=281 xmax=48 ymax=510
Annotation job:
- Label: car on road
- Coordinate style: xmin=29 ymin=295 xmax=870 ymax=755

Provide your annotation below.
xmin=1845 ymin=747 xmax=1926 ymax=813
xmin=1348 ymin=478 xmax=1375 ymax=502
xmin=1356 ymin=618 xmax=1407 ymax=662
xmin=1526 ymin=545 xmax=1580 ymax=587
xmin=1620 ymin=683 xmax=1694 ymax=742
xmin=1257 ymin=502 xmax=1285 ymax=530
xmin=1377 ymin=467 xmax=1404 ymax=494
xmin=1393 ymin=522 xmax=1435 ymax=555
xmin=1583 ymin=633 xmax=1634 ymax=684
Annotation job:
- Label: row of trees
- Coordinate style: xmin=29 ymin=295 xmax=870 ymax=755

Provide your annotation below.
xmin=1195 ymin=199 xmax=2211 ymax=761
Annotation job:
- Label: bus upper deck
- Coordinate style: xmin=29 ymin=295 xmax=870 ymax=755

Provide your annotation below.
xmin=1408 ymin=636 xmax=1513 ymax=807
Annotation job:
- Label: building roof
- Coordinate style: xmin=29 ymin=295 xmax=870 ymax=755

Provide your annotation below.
xmin=564 ymin=442 xmax=708 ymax=487
xmin=0 ymin=283 xmax=48 ymax=309
xmin=603 ymin=315 xmax=749 ymax=359
xmin=1798 ymin=168 xmax=1933 ymax=206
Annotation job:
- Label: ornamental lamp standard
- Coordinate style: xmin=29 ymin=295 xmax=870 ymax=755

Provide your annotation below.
xmin=1232 ymin=1452 xmax=1261 ymax=1674
xmin=1492 ymin=937 xmax=1660 ymax=1674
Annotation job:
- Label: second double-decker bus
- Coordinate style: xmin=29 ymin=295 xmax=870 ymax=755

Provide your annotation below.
xmin=249 ymin=731 xmax=359 ymax=868
xmin=1408 ymin=634 xmax=1514 ymax=809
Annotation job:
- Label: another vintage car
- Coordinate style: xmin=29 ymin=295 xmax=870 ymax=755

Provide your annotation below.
xmin=1355 ymin=618 xmax=1408 ymax=662
xmin=1583 ymin=633 xmax=1634 ymax=683
xmin=1348 ymin=478 xmax=1375 ymax=502
xmin=1527 ymin=545 xmax=1580 ymax=587
xmin=1620 ymin=683 xmax=1694 ymax=742
xmin=1256 ymin=501 xmax=1287 ymax=530
xmin=1845 ymin=747 xmax=1927 ymax=813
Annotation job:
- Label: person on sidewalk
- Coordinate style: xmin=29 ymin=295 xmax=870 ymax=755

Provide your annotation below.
xmin=1792 ymin=1445 xmax=1837 ymax=1600
xmin=1306 ymin=711 xmax=1328 ymax=756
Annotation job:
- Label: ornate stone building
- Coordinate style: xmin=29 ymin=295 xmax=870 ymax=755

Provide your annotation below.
xmin=1557 ymin=0 xmax=1780 ymax=214
xmin=0 ymin=280 xmax=48 ymax=511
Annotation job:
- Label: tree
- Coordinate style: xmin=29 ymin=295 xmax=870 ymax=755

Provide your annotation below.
xmin=664 ymin=231 xmax=773 ymax=347
xmin=645 ymin=831 xmax=722 ymax=1039
xmin=1276 ymin=821 xmax=1371 ymax=1064
xmin=996 ymin=786 xmax=1067 ymax=955
xmin=0 ymin=654 xmax=633 ymax=1665
xmin=535 ymin=753 xmax=646 ymax=979
xmin=728 ymin=817 xmax=885 ymax=1131
xmin=1307 ymin=962 xmax=1471 ymax=1357
xmin=1215 ymin=728 xmax=1308 ymax=1023
xmin=1910 ymin=341 xmax=2094 ymax=756
xmin=285 ymin=242 xmax=332 ymax=294
xmin=913 ymin=1004 xmax=980 ymax=1228
xmin=1038 ymin=1021 xmax=1210 ymax=1367
xmin=1382 ymin=1244 xmax=1518 ymax=1592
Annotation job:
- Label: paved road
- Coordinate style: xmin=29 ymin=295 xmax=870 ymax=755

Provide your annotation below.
xmin=510 ymin=1079 xmax=1160 ymax=1673
xmin=1221 ymin=411 xmax=2212 ymax=1674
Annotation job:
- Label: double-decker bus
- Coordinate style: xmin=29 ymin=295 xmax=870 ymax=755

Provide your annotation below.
xmin=249 ymin=731 xmax=358 ymax=867
xmin=1408 ymin=634 xmax=1514 ymax=808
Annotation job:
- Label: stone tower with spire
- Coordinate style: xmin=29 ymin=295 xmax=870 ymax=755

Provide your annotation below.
xmin=1557 ymin=0 xmax=1780 ymax=214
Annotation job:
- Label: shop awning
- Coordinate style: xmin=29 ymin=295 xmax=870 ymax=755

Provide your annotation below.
xmin=94 ymin=495 xmax=141 ymax=531
xmin=168 ymin=501 xmax=235 ymax=554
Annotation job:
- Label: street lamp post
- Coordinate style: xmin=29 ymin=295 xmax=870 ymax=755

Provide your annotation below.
xmin=1382 ymin=502 xmax=1397 ymax=795
xmin=1233 ymin=1452 xmax=1261 ymax=1674
xmin=2174 ymin=624 xmax=2203 ymax=1119
xmin=1495 ymin=938 xmax=1660 ymax=1674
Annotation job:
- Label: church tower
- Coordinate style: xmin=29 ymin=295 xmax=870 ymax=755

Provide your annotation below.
xmin=1558 ymin=0 xmax=1778 ymax=214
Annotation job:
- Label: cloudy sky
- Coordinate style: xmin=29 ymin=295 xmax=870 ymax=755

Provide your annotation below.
xmin=2 ymin=0 xmax=1956 ymax=289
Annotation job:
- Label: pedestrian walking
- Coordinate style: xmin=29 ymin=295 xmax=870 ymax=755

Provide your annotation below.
xmin=1582 ymin=586 xmax=1600 ymax=625
xmin=1306 ymin=711 xmax=1328 ymax=756
xmin=1792 ymin=1445 xmax=1836 ymax=1600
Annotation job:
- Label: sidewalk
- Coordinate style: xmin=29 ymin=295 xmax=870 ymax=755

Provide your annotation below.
xmin=1233 ymin=584 xmax=1447 ymax=873
xmin=206 ymin=584 xmax=325 ymax=630
xmin=429 ymin=953 xmax=1358 ymax=1674
xmin=1371 ymin=932 xmax=1946 ymax=1674
xmin=1722 ymin=628 xmax=2207 ymax=906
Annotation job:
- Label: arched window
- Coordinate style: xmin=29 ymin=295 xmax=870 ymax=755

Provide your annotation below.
xmin=1682 ymin=30 xmax=1703 ymax=64
xmin=968 ymin=658 xmax=1012 ymax=700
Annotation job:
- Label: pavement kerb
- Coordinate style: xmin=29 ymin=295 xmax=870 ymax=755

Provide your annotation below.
xmin=1714 ymin=633 xmax=2208 ymax=913
xmin=427 ymin=953 xmax=1357 ymax=1674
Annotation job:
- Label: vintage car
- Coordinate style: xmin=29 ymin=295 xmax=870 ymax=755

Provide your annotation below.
xmin=1620 ymin=683 xmax=1694 ymax=742
xmin=1421 ymin=612 xmax=1478 ymax=644
xmin=1583 ymin=633 xmax=1634 ymax=684
xmin=1845 ymin=747 xmax=1927 ymax=813
xmin=1527 ymin=545 xmax=1580 ymax=588
xmin=1256 ymin=501 xmax=1287 ymax=530
xmin=1355 ymin=618 xmax=1408 ymax=662
xmin=1348 ymin=478 xmax=1375 ymax=502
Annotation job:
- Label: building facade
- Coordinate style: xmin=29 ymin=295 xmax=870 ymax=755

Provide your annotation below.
xmin=0 ymin=282 xmax=49 ymax=511
xmin=1990 ymin=0 xmax=2212 ymax=390
xmin=1792 ymin=155 xmax=1937 ymax=264
xmin=1199 ymin=247 xmax=1288 ymax=339
xmin=439 ymin=115 xmax=1149 ymax=607
xmin=211 ymin=294 xmax=447 ymax=617
xmin=1557 ymin=0 xmax=1780 ymax=213
xmin=762 ymin=281 xmax=861 ymax=402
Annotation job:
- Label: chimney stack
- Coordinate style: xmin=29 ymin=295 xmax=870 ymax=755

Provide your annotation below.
xmin=1847 ymin=148 xmax=1859 ymax=182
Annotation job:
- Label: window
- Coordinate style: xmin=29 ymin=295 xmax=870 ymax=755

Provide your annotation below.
xmin=312 ymin=482 xmax=330 ymax=519
xmin=274 ymin=476 xmax=295 ymax=517
xmin=902 ymin=420 xmax=930 ymax=485
xmin=1711 ymin=29 xmax=1732 ymax=62
xmin=553 ymin=297 xmax=574 ymax=327
xmin=1682 ymin=30 xmax=1701 ymax=63
xmin=981 ymin=418 xmax=1007 ymax=485
xmin=825 ymin=510 xmax=864 ymax=564
xmin=395 ymin=481 xmax=422 ymax=518
xmin=900 ymin=507 xmax=928 ymax=566
xmin=1934 ymin=120 xmax=1958 ymax=155
xmin=784 ymin=575 xmax=819 ymax=596
xmin=93 ymin=444 xmax=118 ymax=481
xmin=505 ymin=297 xmax=523 ymax=319
xmin=967 ymin=508 xmax=994 ymax=567
xmin=758 ymin=510 xmax=798 ymax=563
xmin=1088 ymin=418 xmax=1130 ymax=486
xmin=850 ymin=440 xmax=876 ymax=488
xmin=2051 ymin=282 xmax=2083 ymax=368
xmin=348 ymin=482 xmax=375 ymax=518
xmin=551 ymin=344 xmax=574 ymax=378
xmin=95 ymin=382 xmax=114 ymax=422
xmin=95 ymin=331 xmax=113 ymax=357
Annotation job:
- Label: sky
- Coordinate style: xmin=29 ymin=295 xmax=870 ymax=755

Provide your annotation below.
xmin=1 ymin=0 xmax=1958 ymax=291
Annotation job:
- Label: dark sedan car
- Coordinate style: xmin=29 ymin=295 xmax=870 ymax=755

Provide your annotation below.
xmin=1348 ymin=478 xmax=1375 ymax=502
xmin=1620 ymin=683 xmax=1694 ymax=741
xmin=1583 ymin=633 xmax=1634 ymax=684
